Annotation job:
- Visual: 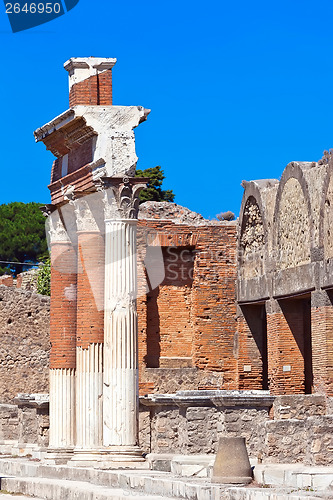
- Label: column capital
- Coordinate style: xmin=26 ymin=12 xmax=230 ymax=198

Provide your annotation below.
xmin=46 ymin=209 xmax=71 ymax=245
xmin=67 ymin=194 xmax=101 ymax=233
xmin=95 ymin=176 xmax=147 ymax=220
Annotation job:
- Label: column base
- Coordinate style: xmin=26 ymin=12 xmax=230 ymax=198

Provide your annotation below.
xmin=95 ymin=445 xmax=148 ymax=470
xmin=69 ymin=448 xmax=106 ymax=467
xmin=69 ymin=446 xmax=147 ymax=469
xmin=45 ymin=447 xmax=74 ymax=465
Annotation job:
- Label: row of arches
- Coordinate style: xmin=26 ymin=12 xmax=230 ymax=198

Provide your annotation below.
xmin=237 ymin=160 xmax=333 ymax=395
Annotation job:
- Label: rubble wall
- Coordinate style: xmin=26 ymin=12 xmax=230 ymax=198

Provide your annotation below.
xmin=0 ymin=286 xmax=50 ymax=403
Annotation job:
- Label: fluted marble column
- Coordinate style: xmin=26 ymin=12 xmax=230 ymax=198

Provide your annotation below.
xmin=44 ymin=207 xmax=77 ymax=463
xmin=70 ymin=195 xmax=105 ymax=463
xmin=99 ymin=178 xmax=146 ymax=462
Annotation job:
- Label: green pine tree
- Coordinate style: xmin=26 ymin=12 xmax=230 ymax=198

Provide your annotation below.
xmin=0 ymin=202 xmax=48 ymax=276
xmin=135 ymin=166 xmax=175 ymax=204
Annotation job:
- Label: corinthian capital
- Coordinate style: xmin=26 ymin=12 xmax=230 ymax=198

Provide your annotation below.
xmin=95 ymin=176 xmax=147 ymax=220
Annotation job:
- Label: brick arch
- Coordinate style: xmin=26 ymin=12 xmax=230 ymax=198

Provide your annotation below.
xmin=273 ymin=162 xmax=312 ymax=270
xmin=239 ymin=183 xmax=267 ymax=280
xmin=320 ymin=164 xmax=333 ymax=259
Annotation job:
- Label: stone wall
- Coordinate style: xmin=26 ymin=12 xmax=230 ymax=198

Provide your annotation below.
xmin=139 ymin=391 xmax=273 ymax=457
xmin=138 ymin=393 xmax=333 ymax=466
xmin=0 ymin=404 xmax=19 ymax=442
xmin=1 ymin=392 xmax=333 ymax=466
xmin=0 ymin=286 xmax=50 ymax=403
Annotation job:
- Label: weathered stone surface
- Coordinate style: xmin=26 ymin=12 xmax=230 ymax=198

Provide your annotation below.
xmin=0 ymin=404 xmax=19 ymax=441
xmin=0 ymin=287 xmax=50 ymax=403
xmin=239 ymin=196 xmax=265 ymax=280
xmin=273 ymin=395 xmax=327 ymax=420
xmin=140 ymin=391 xmax=272 ymax=456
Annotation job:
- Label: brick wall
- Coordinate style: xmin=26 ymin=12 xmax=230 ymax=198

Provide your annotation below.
xmin=51 ymin=138 xmax=94 ymax=183
xmin=137 ymin=219 xmax=238 ymax=393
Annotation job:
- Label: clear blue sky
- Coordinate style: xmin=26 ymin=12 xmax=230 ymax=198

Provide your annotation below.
xmin=0 ymin=0 xmax=333 ymax=219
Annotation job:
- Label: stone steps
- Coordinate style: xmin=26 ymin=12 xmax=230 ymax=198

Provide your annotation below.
xmin=255 ymin=463 xmax=333 ymax=491
xmin=0 ymin=458 xmax=332 ymax=500
xmin=1 ymin=476 xmax=175 ymax=500
xmin=1 ymin=476 xmax=331 ymax=500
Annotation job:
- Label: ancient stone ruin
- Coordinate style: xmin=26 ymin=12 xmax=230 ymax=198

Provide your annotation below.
xmin=0 ymin=56 xmax=333 ymax=498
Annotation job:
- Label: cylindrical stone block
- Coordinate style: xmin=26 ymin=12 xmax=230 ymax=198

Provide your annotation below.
xmin=212 ymin=437 xmax=252 ymax=484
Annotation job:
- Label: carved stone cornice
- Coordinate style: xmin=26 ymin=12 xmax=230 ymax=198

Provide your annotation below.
xmin=95 ymin=176 xmax=147 ymax=220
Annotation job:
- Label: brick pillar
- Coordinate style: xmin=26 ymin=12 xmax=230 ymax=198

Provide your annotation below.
xmin=46 ymin=209 xmax=76 ymax=463
xmin=64 ymin=57 xmax=116 ymax=108
xmin=237 ymin=303 xmax=268 ymax=391
xmin=266 ymin=298 xmax=309 ymax=395
xmin=311 ymin=289 xmax=333 ymax=395
xmin=70 ymin=197 xmax=105 ymax=464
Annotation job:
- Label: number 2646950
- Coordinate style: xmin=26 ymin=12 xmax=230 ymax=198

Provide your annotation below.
xmin=6 ymin=3 xmax=61 ymax=14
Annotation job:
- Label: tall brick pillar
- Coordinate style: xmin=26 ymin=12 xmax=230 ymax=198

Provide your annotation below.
xmin=70 ymin=197 xmax=105 ymax=463
xmin=45 ymin=208 xmax=77 ymax=463
xmin=266 ymin=297 xmax=312 ymax=395
xmin=311 ymin=289 xmax=333 ymax=395
xmin=64 ymin=57 xmax=116 ymax=107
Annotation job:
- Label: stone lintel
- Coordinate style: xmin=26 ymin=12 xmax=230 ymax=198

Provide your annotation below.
xmin=140 ymin=390 xmax=275 ymax=408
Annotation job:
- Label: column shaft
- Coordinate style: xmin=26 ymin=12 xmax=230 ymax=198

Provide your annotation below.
xmin=103 ymin=220 xmax=140 ymax=452
xmin=48 ymin=238 xmax=77 ymax=460
xmin=74 ymin=231 xmax=104 ymax=456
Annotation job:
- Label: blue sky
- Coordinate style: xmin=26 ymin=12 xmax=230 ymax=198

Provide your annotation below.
xmin=0 ymin=0 xmax=333 ymax=219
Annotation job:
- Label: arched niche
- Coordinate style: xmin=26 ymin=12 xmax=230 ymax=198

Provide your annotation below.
xmin=239 ymin=195 xmax=265 ymax=279
xmin=275 ymin=165 xmax=312 ymax=271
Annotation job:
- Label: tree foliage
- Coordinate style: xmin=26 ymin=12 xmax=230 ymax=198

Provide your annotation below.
xmin=0 ymin=202 xmax=48 ymax=276
xmin=37 ymin=258 xmax=51 ymax=296
xmin=135 ymin=166 xmax=175 ymax=204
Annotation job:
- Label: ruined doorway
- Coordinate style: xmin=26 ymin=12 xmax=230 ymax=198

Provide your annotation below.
xmin=239 ymin=303 xmax=268 ymax=390
xmin=278 ymin=294 xmax=313 ymax=394
xmin=145 ymin=246 xmax=194 ymax=368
